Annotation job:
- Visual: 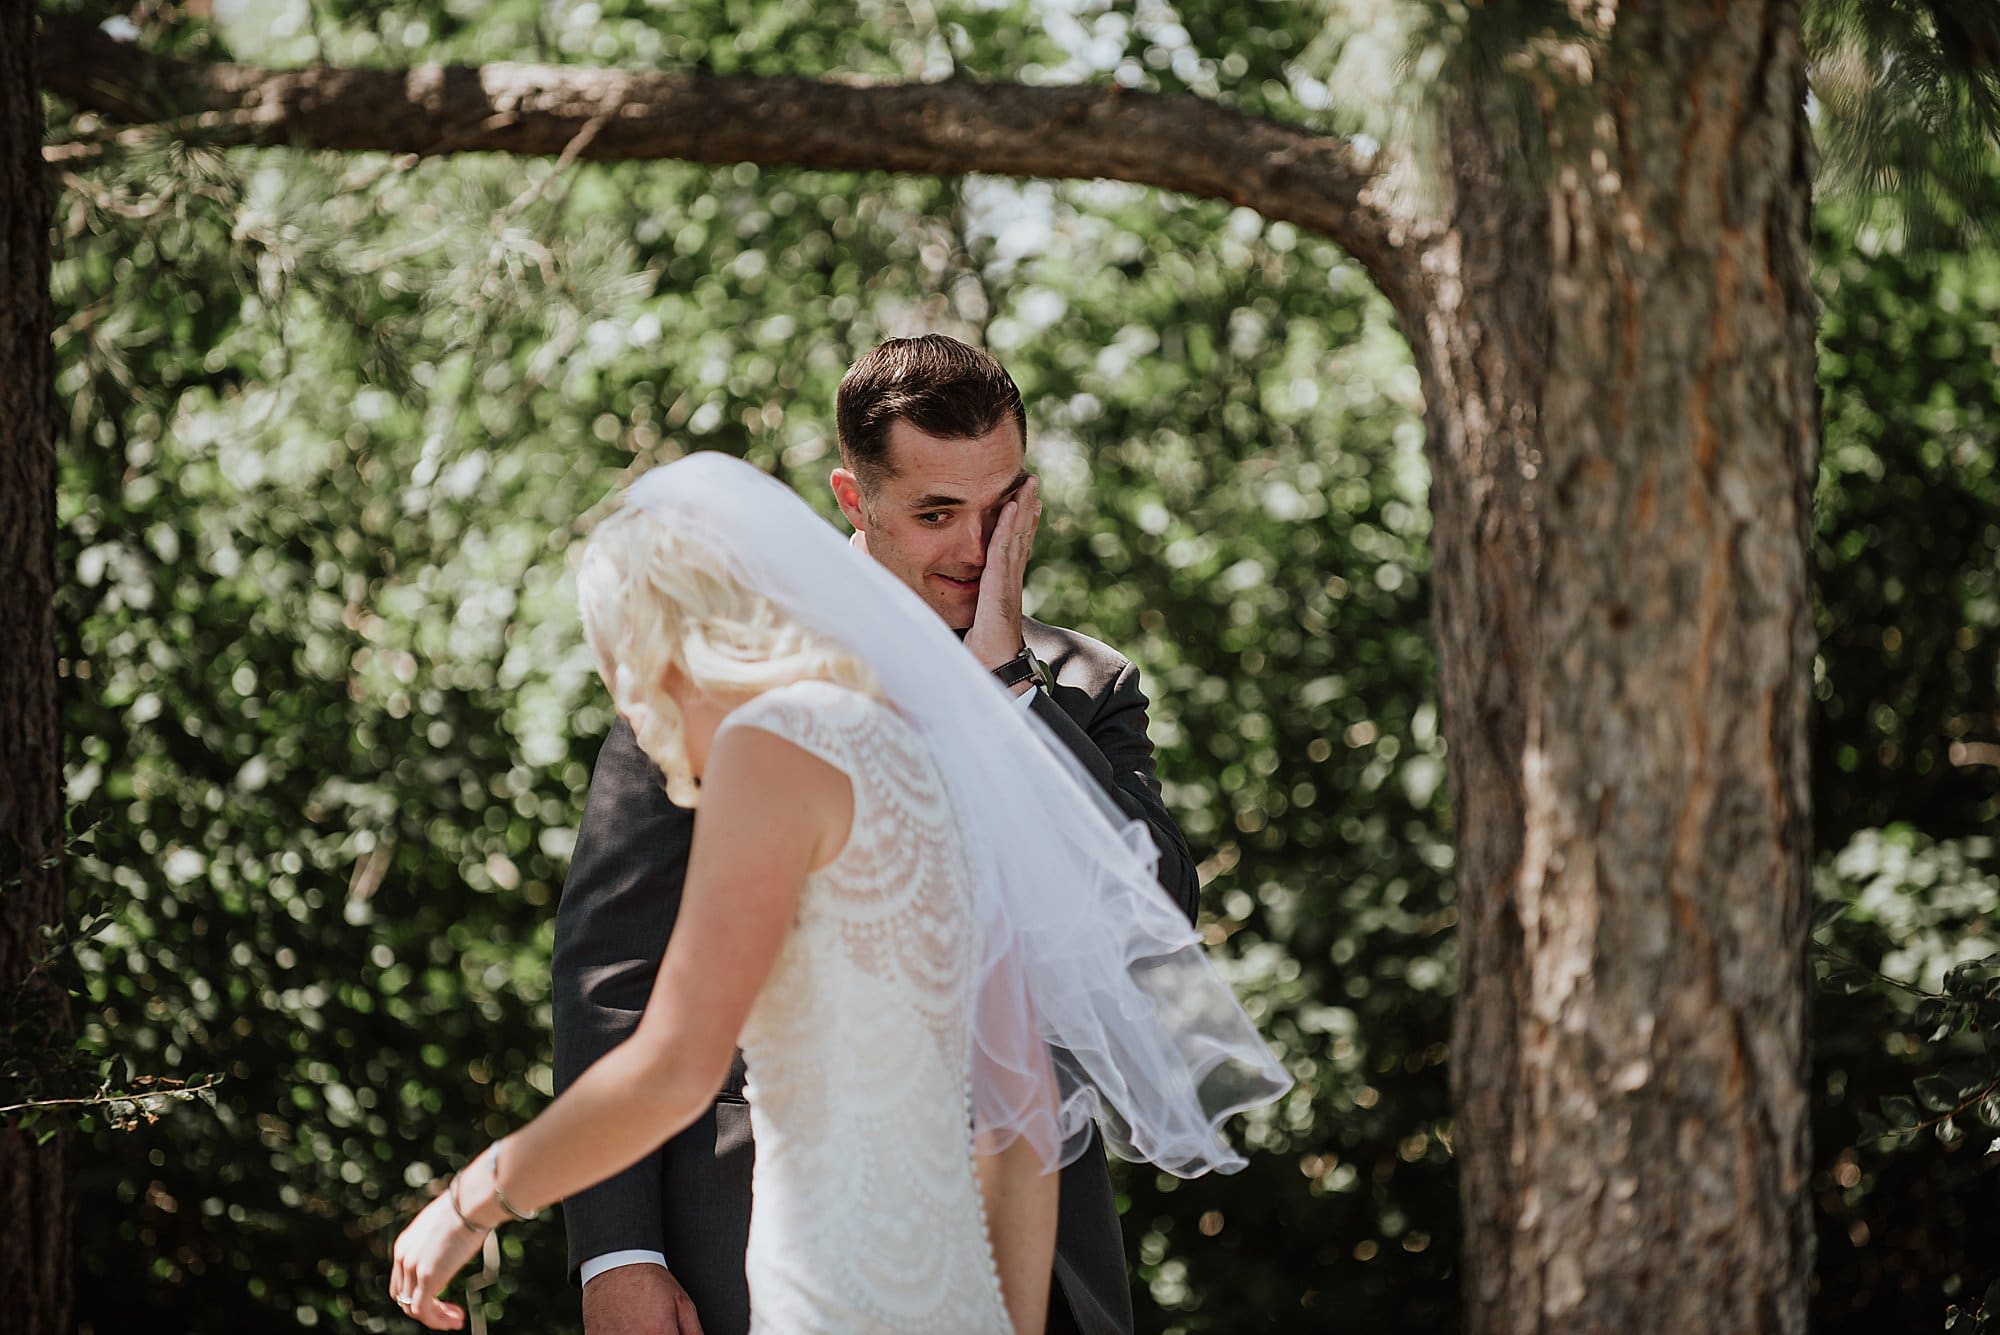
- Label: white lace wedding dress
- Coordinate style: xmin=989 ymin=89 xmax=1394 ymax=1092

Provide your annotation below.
xmin=721 ymin=680 xmax=1016 ymax=1335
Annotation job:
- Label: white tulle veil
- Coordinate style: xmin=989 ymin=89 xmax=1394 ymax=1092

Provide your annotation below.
xmin=623 ymin=451 xmax=1291 ymax=1176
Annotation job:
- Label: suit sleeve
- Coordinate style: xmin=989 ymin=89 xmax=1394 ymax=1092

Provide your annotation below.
xmin=550 ymin=720 xmax=693 ymax=1283
xmin=1027 ymin=660 xmax=1201 ymax=925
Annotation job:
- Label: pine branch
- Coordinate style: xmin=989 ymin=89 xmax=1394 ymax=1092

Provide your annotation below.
xmin=1806 ymin=0 xmax=2000 ymax=245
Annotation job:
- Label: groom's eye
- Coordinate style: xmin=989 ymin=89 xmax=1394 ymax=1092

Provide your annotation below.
xmin=916 ymin=511 xmax=950 ymax=526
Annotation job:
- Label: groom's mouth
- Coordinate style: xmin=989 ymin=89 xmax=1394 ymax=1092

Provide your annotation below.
xmin=932 ymin=571 xmax=981 ymax=593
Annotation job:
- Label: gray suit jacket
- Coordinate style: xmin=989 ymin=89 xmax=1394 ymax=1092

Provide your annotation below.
xmin=550 ymin=618 xmax=1198 ymax=1335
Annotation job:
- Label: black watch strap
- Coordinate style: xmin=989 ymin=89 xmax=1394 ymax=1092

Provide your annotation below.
xmin=992 ymin=646 xmax=1051 ymax=691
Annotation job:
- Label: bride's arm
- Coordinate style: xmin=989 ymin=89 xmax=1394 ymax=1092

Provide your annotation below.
xmin=975 ymin=1137 xmax=1059 ymax=1335
xmin=391 ymin=723 xmax=851 ymax=1330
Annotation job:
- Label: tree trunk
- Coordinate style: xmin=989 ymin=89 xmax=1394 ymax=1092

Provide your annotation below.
xmin=1 ymin=0 xmax=73 ymax=1330
xmin=1432 ymin=4 xmax=1818 ymax=1331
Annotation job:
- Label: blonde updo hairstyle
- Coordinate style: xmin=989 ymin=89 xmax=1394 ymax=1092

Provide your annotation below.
xmin=577 ymin=503 xmax=879 ymax=807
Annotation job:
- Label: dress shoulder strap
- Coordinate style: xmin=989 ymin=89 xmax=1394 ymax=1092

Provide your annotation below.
xmin=716 ymin=679 xmax=887 ymax=779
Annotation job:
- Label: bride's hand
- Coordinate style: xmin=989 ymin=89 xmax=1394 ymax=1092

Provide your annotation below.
xmin=389 ymin=1185 xmax=486 ymax=1329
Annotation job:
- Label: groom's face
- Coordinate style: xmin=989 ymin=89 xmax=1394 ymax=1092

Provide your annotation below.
xmin=831 ymin=417 xmax=1030 ymax=629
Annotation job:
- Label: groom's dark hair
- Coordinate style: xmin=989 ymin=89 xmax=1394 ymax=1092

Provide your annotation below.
xmin=836 ymin=335 xmax=1027 ymax=486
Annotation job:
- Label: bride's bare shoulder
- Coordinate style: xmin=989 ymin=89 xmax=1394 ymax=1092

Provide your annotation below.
xmin=702 ymin=706 xmax=857 ymax=870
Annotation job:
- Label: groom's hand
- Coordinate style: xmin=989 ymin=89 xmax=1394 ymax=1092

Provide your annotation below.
xmin=963 ymin=475 xmax=1041 ymax=676
xmin=581 ymin=1264 xmax=704 ymax=1335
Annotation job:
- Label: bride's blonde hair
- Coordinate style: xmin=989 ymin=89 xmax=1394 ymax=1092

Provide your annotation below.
xmin=577 ymin=503 xmax=879 ymax=806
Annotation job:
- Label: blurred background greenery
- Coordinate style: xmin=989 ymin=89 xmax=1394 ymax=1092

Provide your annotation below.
xmin=31 ymin=0 xmax=1999 ymax=1331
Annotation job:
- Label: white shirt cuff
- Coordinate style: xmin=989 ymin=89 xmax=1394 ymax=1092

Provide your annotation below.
xmin=579 ymin=1250 xmax=670 ymax=1285
xmin=1014 ymin=685 xmax=1038 ymax=712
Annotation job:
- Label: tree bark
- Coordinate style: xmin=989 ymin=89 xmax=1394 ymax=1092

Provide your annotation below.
xmin=1432 ymin=4 xmax=1818 ymax=1331
xmin=1 ymin=1 xmax=73 ymax=1332
xmin=1418 ymin=80 xmax=1552 ymax=1335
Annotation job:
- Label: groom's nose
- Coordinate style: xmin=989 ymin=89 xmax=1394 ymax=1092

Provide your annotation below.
xmin=954 ymin=517 xmax=991 ymax=568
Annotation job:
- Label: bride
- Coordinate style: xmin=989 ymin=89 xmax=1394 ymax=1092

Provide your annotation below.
xmin=388 ymin=453 xmax=1289 ymax=1333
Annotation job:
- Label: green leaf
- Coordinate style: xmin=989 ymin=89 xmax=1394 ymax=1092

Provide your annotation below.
xmin=1917 ymin=1074 xmax=1961 ymax=1113
xmin=1883 ymin=1095 xmax=1922 ymax=1129
xmin=1945 ymin=958 xmax=1993 ymax=997
xmin=1916 ymin=997 xmax=1948 ymax=1033
xmin=1945 ymin=1061 xmax=1995 ymax=1101
xmin=1820 ymin=966 xmax=1879 ymax=996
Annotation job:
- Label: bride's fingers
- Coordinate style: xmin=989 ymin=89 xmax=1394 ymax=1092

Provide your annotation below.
xmin=411 ymin=1292 xmax=465 ymax=1330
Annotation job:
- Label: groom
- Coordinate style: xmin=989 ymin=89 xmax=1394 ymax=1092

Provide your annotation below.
xmin=551 ymin=334 xmax=1199 ymax=1335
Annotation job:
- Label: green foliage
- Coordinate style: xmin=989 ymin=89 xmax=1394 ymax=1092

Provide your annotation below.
xmin=1813 ymin=210 xmax=2000 ymax=846
xmin=1811 ymin=830 xmax=2000 ymax=1329
xmin=54 ymin=146 xmax=607 ymax=1331
xmin=1807 ymin=189 xmax=2000 ymax=1331
xmin=1807 ymin=0 xmax=2000 ymax=247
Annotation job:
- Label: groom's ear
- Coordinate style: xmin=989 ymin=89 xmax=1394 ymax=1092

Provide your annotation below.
xmin=829 ymin=467 xmax=869 ymax=532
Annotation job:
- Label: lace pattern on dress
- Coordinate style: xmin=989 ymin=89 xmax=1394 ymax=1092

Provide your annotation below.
xmin=719 ymin=680 xmax=1012 ymax=1335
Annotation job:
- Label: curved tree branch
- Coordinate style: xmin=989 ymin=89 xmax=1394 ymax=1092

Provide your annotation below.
xmin=37 ymin=17 xmax=1429 ymax=332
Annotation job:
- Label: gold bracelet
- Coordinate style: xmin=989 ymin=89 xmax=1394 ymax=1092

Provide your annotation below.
xmin=489 ymin=1138 xmax=538 ymax=1223
xmin=448 ymin=1171 xmax=494 ymax=1235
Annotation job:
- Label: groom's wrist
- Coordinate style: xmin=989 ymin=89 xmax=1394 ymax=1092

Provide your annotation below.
xmin=991 ymin=645 xmax=1051 ymax=694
